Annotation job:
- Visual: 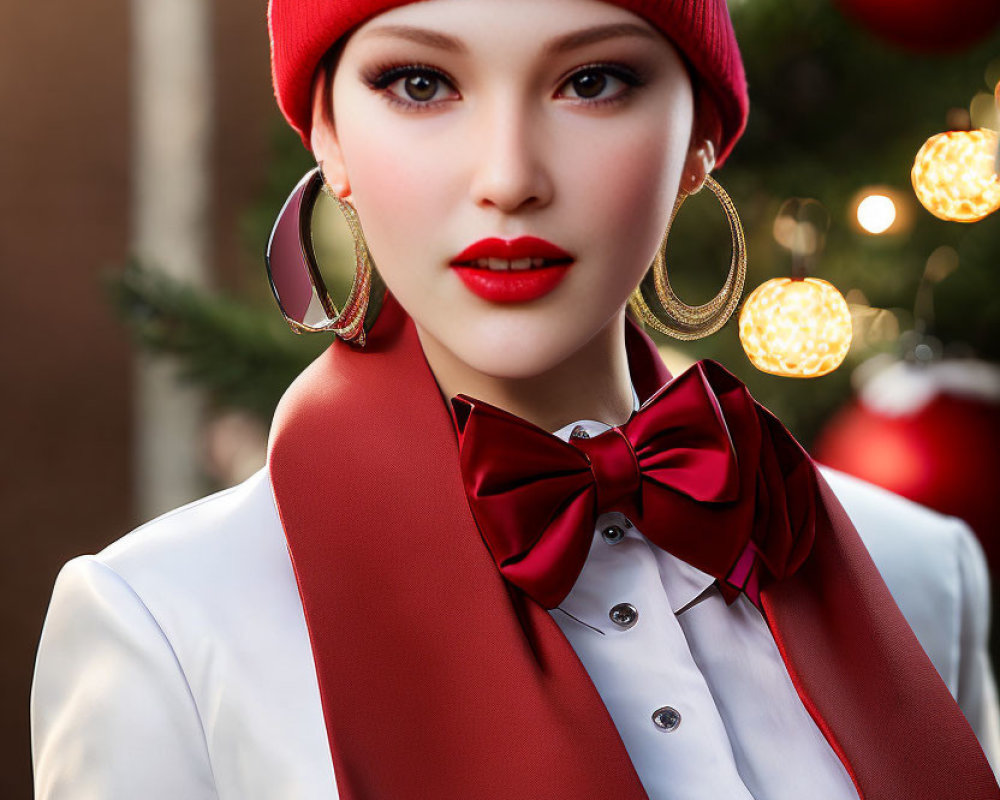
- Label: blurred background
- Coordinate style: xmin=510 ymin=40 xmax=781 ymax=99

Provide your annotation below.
xmin=3 ymin=0 xmax=1000 ymax=795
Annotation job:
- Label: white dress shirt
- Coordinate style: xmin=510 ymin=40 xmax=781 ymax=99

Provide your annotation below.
xmin=548 ymin=412 xmax=858 ymax=800
xmin=31 ymin=410 xmax=1000 ymax=798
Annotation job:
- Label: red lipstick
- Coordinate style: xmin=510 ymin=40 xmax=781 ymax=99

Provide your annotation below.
xmin=449 ymin=236 xmax=575 ymax=303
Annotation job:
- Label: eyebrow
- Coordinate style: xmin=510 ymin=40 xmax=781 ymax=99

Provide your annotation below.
xmin=549 ymin=22 xmax=660 ymax=53
xmin=363 ymin=22 xmax=660 ymax=55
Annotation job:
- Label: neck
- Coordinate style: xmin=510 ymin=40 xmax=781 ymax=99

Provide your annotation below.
xmin=414 ymin=311 xmax=635 ymax=433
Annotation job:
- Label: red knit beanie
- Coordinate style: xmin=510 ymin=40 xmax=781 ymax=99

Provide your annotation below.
xmin=268 ymin=0 xmax=749 ymax=167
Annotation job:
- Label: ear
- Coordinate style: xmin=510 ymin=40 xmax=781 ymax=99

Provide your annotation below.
xmin=309 ymin=70 xmax=352 ymax=198
xmin=679 ymin=137 xmax=716 ymax=196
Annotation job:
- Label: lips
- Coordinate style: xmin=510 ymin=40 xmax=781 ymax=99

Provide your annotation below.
xmin=450 ymin=236 xmax=575 ymax=303
xmin=450 ymin=236 xmax=574 ymax=268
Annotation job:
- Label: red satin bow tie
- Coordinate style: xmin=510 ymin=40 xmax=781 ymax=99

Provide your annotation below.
xmin=452 ymin=359 xmax=818 ymax=610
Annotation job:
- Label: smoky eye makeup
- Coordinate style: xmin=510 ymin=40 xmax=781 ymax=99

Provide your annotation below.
xmin=360 ymin=61 xmax=460 ymax=109
xmin=555 ymin=61 xmax=648 ymax=105
xmin=359 ymin=56 xmax=653 ymax=112
xmin=361 ymin=61 xmax=451 ymax=90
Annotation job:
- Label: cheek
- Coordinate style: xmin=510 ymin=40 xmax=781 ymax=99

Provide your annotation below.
xmin=566 ymin=121 xmax=689 ymax=295
xmin=332 ymin=96 xmax=458 ymax=286
xmin=603 ymin=143 xmax=674 ymax=244
xmin=341 ymin=131 xmax=438 ymax=260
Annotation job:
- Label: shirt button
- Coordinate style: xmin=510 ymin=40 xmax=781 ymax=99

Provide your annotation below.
xmin=601 ymin=525 xmax=626 ymax=545
xmin=652 ymin=706 xmax=681 ymax=731
xmin=609 ymin=602 xmax=638 ymax=629
xmin=569 ymin=425 xmax=590 ymax=440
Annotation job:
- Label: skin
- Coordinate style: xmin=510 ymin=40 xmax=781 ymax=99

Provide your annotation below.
xmin=310 ymin=0 xmax=716 ymax=432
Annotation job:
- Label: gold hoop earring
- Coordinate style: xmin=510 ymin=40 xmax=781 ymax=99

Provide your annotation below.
xmin=628 ymin=175 xmax=747 ymax=341
xmin=318 ymin=179 xmax=384 ymax=346
xmin=264 ymin=167 xmax=385 ymax=347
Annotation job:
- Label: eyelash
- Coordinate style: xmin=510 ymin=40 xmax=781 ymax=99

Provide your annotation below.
xmin=361 ymin=61 xmax=646 ymax=112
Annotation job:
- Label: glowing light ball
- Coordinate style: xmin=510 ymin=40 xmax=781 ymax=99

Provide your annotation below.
xmin=738 ymin=278 xmax=853 ymax=378
xmin=856 ymin=193 xmax=897 ymax=234
xmin=911 ymin=129 xmax=1000 ymax=222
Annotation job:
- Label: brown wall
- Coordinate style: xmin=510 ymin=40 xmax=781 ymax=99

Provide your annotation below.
xmin=0 ymin=1 xmax=274 ymax=796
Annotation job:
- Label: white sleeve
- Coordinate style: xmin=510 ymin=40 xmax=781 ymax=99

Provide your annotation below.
xmin=952 ymin=520 xmax=1000 ymax=777
xmin=31 ymin=555 xmax=218 ymax=799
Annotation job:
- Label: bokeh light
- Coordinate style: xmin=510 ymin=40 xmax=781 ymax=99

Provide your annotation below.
xmin=772 ymin=197 xmax=827 ymax=256
xmin=971 ymin=91 xmax=1000 ymax=131
xmin=856 ymin=194 xmax=897 ymax=234
xmin=850 ymin=186 xmax=912 ymax=236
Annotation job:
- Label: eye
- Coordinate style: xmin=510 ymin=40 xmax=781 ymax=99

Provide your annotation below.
xmin=391 ymin=71 xmax=447 ymax=102
xmin=557 ymin=64 xmax=644 ymax=104
xmin=366 ymin=64 xmax=459 ymax=108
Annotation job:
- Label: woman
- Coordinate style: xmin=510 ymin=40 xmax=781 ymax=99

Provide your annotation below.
xmin=31 ymin=0 xmax=1000 ymax=798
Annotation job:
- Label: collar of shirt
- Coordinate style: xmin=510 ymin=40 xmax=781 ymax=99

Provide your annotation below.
xmin=550 ymin=385 xmax=717 ymax=616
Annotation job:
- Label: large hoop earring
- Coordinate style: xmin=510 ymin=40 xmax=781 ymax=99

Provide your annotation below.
xmin=628 ymin=175 xmax=747 ymax=341
xmin=264 ymin=166 xmax=385 ymax=347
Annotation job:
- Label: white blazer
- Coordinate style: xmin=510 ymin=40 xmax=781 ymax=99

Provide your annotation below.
xmin=30 ymin=464 xmax=1000 ymax=799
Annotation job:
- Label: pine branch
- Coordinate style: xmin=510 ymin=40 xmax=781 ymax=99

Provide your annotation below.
xmin=104 ymin=260 xmax=328 ymax=422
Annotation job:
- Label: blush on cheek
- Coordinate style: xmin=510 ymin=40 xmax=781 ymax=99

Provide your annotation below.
xmin=339 ymin=125 xmax=446 ymax=274
xmin=602 ymin=135 xmax=685 ymax=266
xmin=349 ymin=135 xmax=428 ymax=217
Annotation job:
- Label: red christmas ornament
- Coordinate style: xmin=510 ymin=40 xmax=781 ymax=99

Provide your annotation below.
xmin=835 ymin=0 xmax=1000 ymax=53
xmin=814 ymin=356 xmax=1000 ymax=570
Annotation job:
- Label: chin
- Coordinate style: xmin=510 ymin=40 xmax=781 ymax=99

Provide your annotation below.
xmin=456 ymin=344 xmax=575 ymax=381
xmin=427 ymin=312 xmax=612 ymax=381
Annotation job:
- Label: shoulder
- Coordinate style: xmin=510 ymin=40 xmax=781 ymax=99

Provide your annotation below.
xmin=39 ymin=466 xmax=305 ymax=697
xmin=99 ymin=465 xmax=282 ymax=569
xmin=40 ymin=464 xmax=299 ymax=658
xmin=817 ymin=463 xmax=986 ymax=582
xmin=33 ymin=469 xmax=337 ymax=797
xmin=64 ymin=467 xmax=301 ymax=663
xmin=30 ymin=475 xmax=284 ymax=799
xmin=93 ymin=466 xmax=290 ymax=605
xmin=817 ymin=464 xmax=990 ymax=694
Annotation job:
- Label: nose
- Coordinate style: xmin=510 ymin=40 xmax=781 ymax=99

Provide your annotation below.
xmin=468 ymin=97 xmax=554 ymax=214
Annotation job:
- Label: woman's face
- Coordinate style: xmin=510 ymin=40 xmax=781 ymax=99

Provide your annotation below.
xmin=312 ymin=0 xmax=712 ymax=380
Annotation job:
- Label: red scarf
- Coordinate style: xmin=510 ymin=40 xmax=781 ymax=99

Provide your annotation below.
xmin=268 ymin=293 xmax=998 ymax=799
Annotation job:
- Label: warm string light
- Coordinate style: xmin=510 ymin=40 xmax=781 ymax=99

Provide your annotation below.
xmin=911 ymin=129 xmax=1000 ymax=222
xmin=738 ymin=278 xmax=853 ymax=378
xmin=740 ymin=199 xmax=852 ymax=379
